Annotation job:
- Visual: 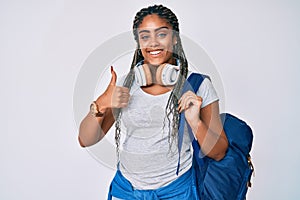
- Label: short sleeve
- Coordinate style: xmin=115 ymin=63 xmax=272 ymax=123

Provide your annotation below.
xmin=196 ymin=78 xmax=219 ymax=108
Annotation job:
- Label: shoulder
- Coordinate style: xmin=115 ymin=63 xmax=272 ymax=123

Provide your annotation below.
xmin=187 ymin=70 xmax=210 ymax=80
xmin=187 ymin=71 xmax=212 ymax=92
xmin=187 ymin=71 xmax=219 ymax=108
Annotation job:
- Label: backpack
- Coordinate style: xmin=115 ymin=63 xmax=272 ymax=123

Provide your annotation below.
xmin=178 ymin=73 xmax=254 ymax=200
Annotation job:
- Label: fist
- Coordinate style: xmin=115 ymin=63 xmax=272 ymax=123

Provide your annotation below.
xmin=178 ymin=91 xmax=202 ymax=125
xmin=96 ymin=66 xmax=130 ymax=111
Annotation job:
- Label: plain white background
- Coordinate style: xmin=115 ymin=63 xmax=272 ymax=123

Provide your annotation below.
xmin=1 ymin=0 xmax=299 ymax=199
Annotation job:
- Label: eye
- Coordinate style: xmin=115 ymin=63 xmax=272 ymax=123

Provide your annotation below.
xmin=157 ymin=32 xmax=167 ymax=38
xmin=139 ymin=34 xmax=150 ymax=41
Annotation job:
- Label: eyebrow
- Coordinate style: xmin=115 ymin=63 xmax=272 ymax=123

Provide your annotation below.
xmin=138 ymin=26 xmax=170 ymax=34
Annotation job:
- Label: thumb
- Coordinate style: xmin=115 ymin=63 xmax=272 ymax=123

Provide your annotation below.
xmin=109 ymin=66 xmax=117 ymax=85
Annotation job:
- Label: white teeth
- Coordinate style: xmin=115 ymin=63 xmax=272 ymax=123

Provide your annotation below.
xmin=149 ymin=50 xmax=161 ymax=55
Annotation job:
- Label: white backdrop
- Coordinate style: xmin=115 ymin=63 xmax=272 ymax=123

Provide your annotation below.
xmin=1 ymin=0 xmax=299 ymax=199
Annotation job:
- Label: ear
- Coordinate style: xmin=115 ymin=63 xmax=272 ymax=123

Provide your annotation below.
xmin=172 ymin=35 xmax=178 ymax=46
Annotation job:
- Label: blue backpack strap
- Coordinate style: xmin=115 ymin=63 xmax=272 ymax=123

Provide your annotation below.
xmin=176 ymin=73 xmax=207 ymax=175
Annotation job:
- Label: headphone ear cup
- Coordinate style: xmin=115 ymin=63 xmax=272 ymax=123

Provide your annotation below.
xmin=134 ymin=63 xmax=153 ymax=86
xmin=157 ymin=64 xmax=179 ymax=86
xmin=142 ymin=64 xmax=153 ymax=86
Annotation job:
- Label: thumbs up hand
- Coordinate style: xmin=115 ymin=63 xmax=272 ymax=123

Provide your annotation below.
xmin=95 ymin=66 xmax=130 ymax=113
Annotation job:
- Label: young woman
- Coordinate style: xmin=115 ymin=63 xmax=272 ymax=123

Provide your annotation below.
xmin=78 ymin=5 xmax=228 ymax=199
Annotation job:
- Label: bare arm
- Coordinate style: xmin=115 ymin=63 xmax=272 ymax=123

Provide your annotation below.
xmin=179 ymin=91 xmax=228 ymax=161
xmin=78 ymin=67 xmax=130 ymax=147
xmin=78 ymin=108 xmax=115 ymax=147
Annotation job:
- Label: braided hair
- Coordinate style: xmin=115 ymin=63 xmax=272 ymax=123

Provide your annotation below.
xmin=115 ymin=4 xmax=189 ymax=156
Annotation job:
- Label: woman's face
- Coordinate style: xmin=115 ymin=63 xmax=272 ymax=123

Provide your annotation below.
xmin=137 ymin=14 xmax=177 ymax=66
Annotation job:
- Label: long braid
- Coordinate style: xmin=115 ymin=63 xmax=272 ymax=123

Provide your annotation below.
xmin=115 ymin=5 xmax=189 ymax=156
xmin=114 ymin=48 xmax=143 ymax=159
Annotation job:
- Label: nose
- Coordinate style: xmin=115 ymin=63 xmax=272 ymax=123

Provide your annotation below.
xmin=149 ymin=36 xmax=159 ymax=47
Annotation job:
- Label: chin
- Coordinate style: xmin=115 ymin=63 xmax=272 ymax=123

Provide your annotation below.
xmin=144 ymin=57 xmax=174 ymax=66
xmin=147 ymin=61 xmax=164 ymax=66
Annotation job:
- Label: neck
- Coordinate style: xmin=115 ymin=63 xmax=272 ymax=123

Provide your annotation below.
xmin=148 ymin=64 xmax=158 ymax=83
xmin=146 ymin=58 xmax=177 ymax=84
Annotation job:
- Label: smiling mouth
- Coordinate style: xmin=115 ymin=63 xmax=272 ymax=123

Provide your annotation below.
xmin=148 ymin=50 xmax=163 ymax=55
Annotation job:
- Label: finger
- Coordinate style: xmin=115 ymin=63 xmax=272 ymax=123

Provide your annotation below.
xmin=112 ymin=88 xmax=130 ymax=107
xmin=114 ymin=98 xmax=130 ymax=108
xmin=178 ymin=91 xmax=194 ymax=103
xmin=180 ymin=93 xmax=194 ymax=107
xmin=181 ymin=92 xmax=201 ymax=104
xmin=118 ymin=86 xmax=130 ymax=93
xmin=178 ymin=93 xmax=190 ymax=112
xmin=183 ymin=96 xmax=195 ymax=110
xmin=119 ymin=102 xmax=129 ymax=108
xmin=179 ymin=95 xmax=197 ymax=112
xmin=119 ymin=93 xmax=130 ymax=102
xmin=197 ymin=96 xmax=203 ymax=105
xmin=109 ymin=66 xmax=117 ymax=86
xmin=186 ymin=96 xmax=203 ymax=111
xmin=186 ymin=98 xmax=199 ymax=109
xmin=115 ymin=87 xmax=130 ymax=98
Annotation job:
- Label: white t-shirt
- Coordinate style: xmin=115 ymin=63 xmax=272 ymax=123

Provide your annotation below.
xmin=117 ymin=71 xmax=219 ymax=190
